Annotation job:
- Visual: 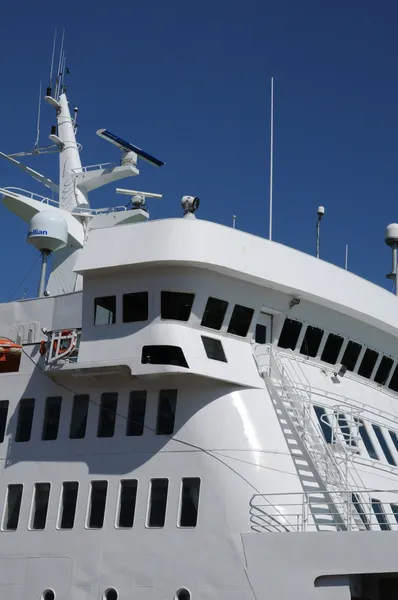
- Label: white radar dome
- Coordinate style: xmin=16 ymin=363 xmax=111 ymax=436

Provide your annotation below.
xmin=27 ymin=211 xmax=68 ymax=252
xmin=385 ymin=223 xmax=398 ymax=247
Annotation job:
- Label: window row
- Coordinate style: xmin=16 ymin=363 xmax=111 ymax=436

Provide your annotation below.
xmin=8 ymin=390 xmax=178 ymax=444
xmin=278 ymin=318 xmax=398 ymax=391
xmin=94 ymin=291 xmax=255 ymax=338
xmin=352 ymin=494 xmax=398 ymax=531
xmin=3 ymin=477 xmax=201 ymax=532
xmin=313 ymin=405 xmax=398 ymax=467
xmin=142 ymin=336 xmax=228 ymax=367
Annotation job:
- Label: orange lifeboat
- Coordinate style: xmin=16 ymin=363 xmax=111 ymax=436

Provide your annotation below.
xmin=0 ymin=338 xmax=22 ymax=373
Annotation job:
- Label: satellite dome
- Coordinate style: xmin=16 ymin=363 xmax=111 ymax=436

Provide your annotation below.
xmin=385 ymin=223 xmax=398 ymax=247
xmin=27 ymin=211 xmax=68 ymax=252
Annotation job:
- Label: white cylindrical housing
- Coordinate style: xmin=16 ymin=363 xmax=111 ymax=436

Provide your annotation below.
xmin=317 ymin=205 xmax=325 ymax=217
xmin=385 ymin=223 xmax=398 ymax=247
xmin=27 ymin=211 xmax=68 ymax=252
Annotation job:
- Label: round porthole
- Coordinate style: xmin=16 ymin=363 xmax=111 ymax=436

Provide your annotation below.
xmin=104 ymin=588 xmax=118 ymax=600
xmin=175 ymin=588 xmax=191 ymax=600
xmin=42 ymin=591 xmax=55 ymax=600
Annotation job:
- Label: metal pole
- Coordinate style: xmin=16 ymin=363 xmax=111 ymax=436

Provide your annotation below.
xmin=316 ymin=216 xmax=321 ymax=258
xmin=345 ymin=244 xmax=348 ymax=270
xmin=232 ymin=215 xmax=236 ymax=229
xmin=394 ymin=245 xmax=398 ymax=297
xmin=269 ymin=77 xmax=274 ymax=241
xmin=38 ymin=250 xmax=50 ymax=297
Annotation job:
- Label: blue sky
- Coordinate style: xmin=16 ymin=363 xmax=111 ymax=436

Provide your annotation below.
xmin=1 ymin=0 xmax=398 ymax=300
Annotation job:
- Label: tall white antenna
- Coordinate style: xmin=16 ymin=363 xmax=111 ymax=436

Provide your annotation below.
xmin=316 ymin=206 xmax=325 ymax=258
xmin=232 ymin=215 xmax=236 ymax=229
xmin=345 ymin=244 xmax=349 ymax=270
xmin=34 ymin=81 xmax=42 ymax=151
xmin=54 ymin=29 xmax=65 ymax=99
xmin=48 ymin=29 xmax=57 ymax=94
xmin=268 ymin=76 xmax=274 ymax=241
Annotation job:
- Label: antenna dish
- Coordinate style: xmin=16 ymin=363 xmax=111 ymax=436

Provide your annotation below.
xmin=27 ymin=211 xmax=68 ymax=252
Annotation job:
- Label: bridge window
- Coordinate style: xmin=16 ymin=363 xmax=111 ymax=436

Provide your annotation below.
xmin=117 ymin=479 xmax=138 ymax=528
xmin=341 ymin=341 xmax=361 ymax=372
xmin=123 ymin=291 xmax=148 ymax=322
xmin=201 ymin=336 xmax=227 ymax=362
xmin=371 ymin=499 xmax=391 ymax=530
xmin=97 ymin=393 xmax=118 ymax=438
xmin=389 ymin=364 xmax=398 ymax=392
xmin=126 ymin=391 xmax=146 ymax=436
xmin=313 ymin=406 xmax=332 ymax=443
xmin=358 ymin=348 xmax=378 ymax=379
xmin=148 ymin=478 xmax=169 ymax=528
xmin=337 ymin=413 xmax=357 ymax=447
xmin=161 ymin=291 xmax=194 ymax=321
xmin=357 ymin=420 xmax=378 ymax=460
xmin=389 ymin=430 xmax=398 ymax=452
xmin=59 ymin=482 xmax=79 ymax=530
xmin=69 ymin=395 xmax=89 ymax=439
xmin=142 ymin=345 xmax=188 ymax=368
xmin=88 ymin=481 xmax=108 ymax=529
xmin=372 ymin=425 xmax=396 ymax=465
xmin=321 ymin=333 xmax=344 ymax=364
xmin=179 ymin=478 xmax=200 ymax=527
xmin=15 ymin=398 xmax=35 ymax=442
xmin=42 ymin=396 xmax=62 ymax=441
xmin=94 ymin=295 xmax=116 ymax=325
xmin=374 ymin=356 xmax=394 ymax=385
xmin=0 ymin=400 xmax=9 ymax=443
xmin=390 ymin=504 xmax=398 ymax=523
xmin=3 ymin=484 xmax=23 ymax=531
xmin=277 ymin=319 xmax=302 ymax=350
xmin=201 ymin=297 xmax=228 ymax=330
xmin=227 ymin=305 xmax=254 ymax=337
xmin=300 ymin=326 xmax=323 ymax=357
xmin=351 ymin=493 xmax=370 ymax=529
xmin=156 ymin=390 xmax=177 ymax=435
xmin=31 ymin=483 xmax=51 ymax=530
xmin=255 ymin=324 xmax=267 ymax=344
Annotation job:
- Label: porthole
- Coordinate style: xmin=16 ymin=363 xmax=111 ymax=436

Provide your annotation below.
xmin=175 ymin=588 xmax=191 ymax=600
xmin=104 ymin=589 xmax=118 ymax=600
xmin=42 ymin=591 xmax=55 ymax=600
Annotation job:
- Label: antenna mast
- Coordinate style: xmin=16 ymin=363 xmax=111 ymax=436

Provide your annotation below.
xmin=47 ymin=29 xmax=57 ymax=96
xmin=54 ymin=29 xmax=65 ymax=99
xmin=34 ymin=81 xmax=42 ymax=151
xmin=269 ymin=76 xmax=274 ymax=241
xmin=316 ymin=206 xmax=325 ymax=258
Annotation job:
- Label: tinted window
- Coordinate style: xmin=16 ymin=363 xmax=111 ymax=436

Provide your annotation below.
xmin=358 ymin=420 xmax=378 ymax=459
xmin=42 ymin=396 xmax=62 ymax=441
xmin=117 ymin=479 xmax=138 ymax=528
xmin=0 ymin=400 xmax=9 ymax=443
xmin=126 ymin=391 xmax=146 ymax=436
xmin=94 ymin=296 xmax=116 ymax=325
xmin=278 ymin=319 xmax=303 ymax=350
xmin=227 ymin=305 xmax=254 ymax=337
xmin=179 ymin=478 xmax=200 ymax=527
xmin=371 ymin=499 xmax=390 ymax=530
xmin=69 ymin=395 xmax=89 ymax=439
xmin=351 ymin=493 xmax=370 ymax=529
xmin=141 ymin=345 xmax=188 ymax=368
xmin=389 ymin=365 xmax=398 ymax=392
xmin=201 ymin=297 xmax=228 ymax=330
xmin=31 ymin=483 xmax=50 ymax=530
xmin=300 ymin=326 xmax=323 ymax=357
xmin=148 ymin=479 xmax=168 ymax=527
xmin=314 ymin=405 xmax=332 ymax=443
xmin=123 ymin=291 xmax=148 ymax=322
xmin=15 ymin=398 xmax=35 ymax=442
xmin=391 ymin=504 xmax=398 ymax=524
xmin=321 ymin=333 xmax=344 ymax=365
xmin=156 ymin=390 xmax=177 ymax=435
xmin=97 ymin=393 xmax=117 ymax=438
xmin=337 ymin=413 xmax=357 ymax=447
xmin=255 ymin=324 xmax=267 ymax=344
xmin=161 ymin=291 xmax=194 ymax=321
xmin=88 ymin=481 xmax=108 ymax=529
xmin=389 ymin=430 xmax=398 ymax=452
xmin=3 ymin=484 xmax=22 ymax=531
xmin=374 ymin=356 xmax=394 ymax=385
xmin=201 ymin=336 xmax=227 ymax=362
xmin=372 ymin=425 xmax=396 ymax=465
xmin=341 ymin=341 xmax=361 ymax=372
xmin=59 ymin=482 xmax=79 ymax=530
xmin=358 ymin=349 xmax=378 ymax=379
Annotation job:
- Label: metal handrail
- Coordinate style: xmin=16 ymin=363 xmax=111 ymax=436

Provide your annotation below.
xmin=3 ymin=187 xmax=58 ymax=206
xmin=72 ymin=162 xmax=116 ymax=173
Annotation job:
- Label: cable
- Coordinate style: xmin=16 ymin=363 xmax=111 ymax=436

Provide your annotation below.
xmin=8 ymin=255 xmax=41 ymax=301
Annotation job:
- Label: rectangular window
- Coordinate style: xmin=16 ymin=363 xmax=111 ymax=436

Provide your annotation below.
xmin=201 ymin=336 xmax=227 ymax=362
xmin=156 ymin=390 xmax=177 ymax=435
xmin=389 ymin=365 xmax=398 ymax=392
xmin=179 ymin=478 xmax=200 ymax=527
xmin=372 ymin=425 xmax=396 ymax=465
xmin=88 ymin=481 xmax=108 ymax=529
xmin=126 ymin=391 xmax=147 ymax=436
xmin=141 ymin=346 xmax=188 ymax=368
xmin=3 ymin=484 xmax=23 ymax=531
xmin=390 ymin=504 xmax=398 ymax=523
xmin=227 ymin=305 xmax=254 ymax=337
xmin=42 ymin=396 xmax=62 ymax=441
xmin=357 ymin=420 xmax=378 ymax=460
xmin=97 ymin=393 xmax=117 ymax=438
xmin=161 ymin=291 xmax=194 ymax=321
xmin=123 ymin=291 xmax=148 ymax=323
xmin=358 ymin=348 xmax=379 ymax=379
xmin=337 ymin=413 xmax=357 ymax=447
xmin=341 ymin=341 xmax=362 ymax=372
xmin=300 ymin=326 xmax=323 ymax=357
xmin=94 ymin=296 xmax=116 ymax=325
xmin=351 ymin=493 xmax=370 ymax=530
xmin=255 ymin=324 xmax=267 ymax=344
xmin=278 ymin=318 xmax=303 ymax=350
xmin=374 ymin=356 xmax=394 ymax=385
xmin=148 ymin=478 xmax=168 ymax=527
xmin=371 ymin=499 xmax=390 ymax=530
xmin=69 ymin=395 xmax=89 ymax=439
xmin=117 ymin=479 xmax=138 ymax=528
xmin=314 ymin=405 xmax=332 ymax=443
xmin=389 ymin=430 xmax=398 ymax=452
xmin=320 ymin=333 xmax=344 ymax=365
xmin=31 ymin=483 xmax=51 ymax=530
xmin=201 ymin=297 xmax=228 ymax=330
xmin=59 ymin=482 xmax=79 ymax=530
xmin=0 ymin=400 xmax=9 ymax=443
xmin=15 ymin=398 xmax=35 ymax=442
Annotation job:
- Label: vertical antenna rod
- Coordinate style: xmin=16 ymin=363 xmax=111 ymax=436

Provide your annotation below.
xmin=48 ymin=29 xmax=57 ymax=94
xmin=269 ymin=76 xmax=274 ymax=240
xmin=316 ymin=206 xmax=325 ymax=258
xmin=345 ymin=244 xmax=348 ymax=270
xmin=54 ymin=29 xmax=65 ymax=99
xmin=34 ymin=81 xmax=42 ymax=150
xmin=232 ymin=215 xmax=236 ymax=229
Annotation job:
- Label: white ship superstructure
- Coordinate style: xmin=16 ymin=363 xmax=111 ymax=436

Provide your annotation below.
xmin=2 ymin=48 xmax=398 ymax=600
